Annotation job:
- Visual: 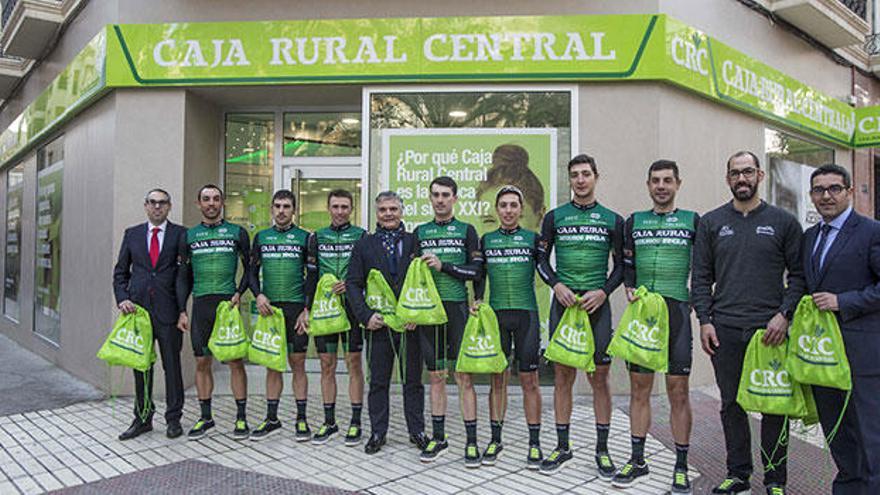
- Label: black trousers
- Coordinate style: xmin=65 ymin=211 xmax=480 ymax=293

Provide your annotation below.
xmin=365 ymin=327 xmax=424 ymax=438
xmin=814 ymin=373 xmax=880 ymax=495
xmin=133 ymin=320 xmax=184 ymax=424
xmin=711 ymin=325 xmax=788 ymax=486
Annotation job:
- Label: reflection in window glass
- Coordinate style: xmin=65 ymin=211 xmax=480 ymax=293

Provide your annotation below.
xmin=369 ymin=90 xmax=573 ymax=386
xmin=224 ymin=113 xmax=274 ymax=323
xmin=766 ymin=129 xmax=834 ymax=228
xmin=283 ymin=112 xmax=361 ymax=157
xmin=4 ymin=163 xmax=24 ymax=321
xmin=35 ymin=137 xmax=64 ymax=344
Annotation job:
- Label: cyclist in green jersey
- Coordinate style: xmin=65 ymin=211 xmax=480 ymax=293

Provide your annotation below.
xmin=415 ymin=176 xmax=483 ymax=465
xmin=176 ymin=184 xmax=251 ymax=441
xmin=536 ymin=154 xmax=624 ymax=477
xmin=303 ymin=189 xmax=366 ymax=446
xmin=613 ymin=160 xmax=699 ymax=493
xmin=472 ymin=186 xmax=544 ymax=469
xmin=247 ymin=190 xmax=313 ymax=441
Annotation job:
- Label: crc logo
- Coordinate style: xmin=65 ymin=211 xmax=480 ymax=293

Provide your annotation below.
xmin=114 ymin=327 xmax=145 ymax=350
xmin=404 ymin=287 xmax=433 ymax=304
xmin=558 ymin=323 xmax=588 ymax=349
xmin=466 ymin=335 xmax=493 ymax=354
xmin=749 ymin=359 xmax=791 ymax=388
xmin=797 ymin=326 xmax=834 ymax=359
xmin=315 ymin=297 xmax=341 ymax=315
xmin=253 ymin=328 xmax=282 ymax=350
xmin=626 ymin=317 xmax=660 ymax=347
xmin=217 ymin=324 xmax=243 ymax=341
xmin=671 ymin=33 xmax=709 ymax=76
xmin=367 ymin=294 xmax=392 ymax=311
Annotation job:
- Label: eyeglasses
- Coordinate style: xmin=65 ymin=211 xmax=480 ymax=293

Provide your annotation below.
xmin=146 ymin=199 xmax=170 ymax=207
xmin=809 ymin=185 xmax=847 ymax=196
xmin=727 ymin=167 xmax=757 ymax=180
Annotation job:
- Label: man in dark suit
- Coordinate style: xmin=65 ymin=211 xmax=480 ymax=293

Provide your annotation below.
xmin=113 ymin=188 xmax=187 ymax=440
xmin=804 ymin=164 xmax=880 ymax=495
xmin=346 ymin=190 xmax=427 ymax=454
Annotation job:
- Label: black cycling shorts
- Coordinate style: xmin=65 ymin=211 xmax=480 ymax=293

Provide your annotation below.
xmin=314 ymin=304 xmax=364 ymax=354
xmin=417 ymin=301 xmax=468 ymax=371
xmin=191 ymin=294 xmax=232 ymax=357
xmin=277 ymin=302 xmax=309 ymax=354
xmin=548 ymin=295 xmax=613 ymax=366
xmin=628 ymin=297 xmax=693 ymax=376
xmin=496 ymin=309 xmax=541 ymax=373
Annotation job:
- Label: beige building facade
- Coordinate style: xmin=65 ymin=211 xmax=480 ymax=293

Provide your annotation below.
xmin=0 ymin=0 xmax=876 ymax=393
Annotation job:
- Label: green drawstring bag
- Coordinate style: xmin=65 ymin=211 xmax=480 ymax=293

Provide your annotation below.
xmin=786 ymin=295 xmax=852 ymax=391
xmin=396 ymin=258 xmax=447 ymax=325
xmin=544 ymin=298 xmax=596 ymax=372
xmin=97 ymin=305 xmax=157 ymax=371
xmin=456 ymin=303 xmax=508 ymax=374
xmin=801 ymin=383 xmax=819 ymax=426
xmin=248 ymin=307 xmax=288 ymax=372
xmin=607 ymin=286 xmax=670 ymax=372
xmin=736 ymin=330 xmax=807 ymax=417
xmin=208 ymin=301 xmax=249 ymax=362
xmin=309 ymin=274 xmax=351 ymax=336
xmin=365 ymin=269 xmax=404 ymax=332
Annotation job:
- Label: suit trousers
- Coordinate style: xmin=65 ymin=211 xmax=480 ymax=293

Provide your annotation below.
xmin=365 ymin=327 xmax=424 ymax=438
xmin=711 ymin=325 xmax=788 ymax=486
xmin=814 ymin=373 xmax=880 ymax=495
xmin=133 ymin=320 xmax=184 ymax=424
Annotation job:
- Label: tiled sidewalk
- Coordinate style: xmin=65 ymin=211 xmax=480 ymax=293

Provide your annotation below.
xmin=0 ymin=390 xmax=699 ymax=494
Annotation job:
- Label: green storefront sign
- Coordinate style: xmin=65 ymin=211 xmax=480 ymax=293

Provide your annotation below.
xmin=3 ymin=13 xmax=880 ymax=168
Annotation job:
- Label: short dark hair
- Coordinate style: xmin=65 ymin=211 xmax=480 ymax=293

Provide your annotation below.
xmin=272 ymin=189 xmax=296 ymax=208
xmin=810 ymin=163 xmax=852 ymax=188
xmin=430 ymin=176 xmax=458 ymax=196
xmin=647 ymin=159 xmax=680 ymax=180
xmin=726 ymin=150 xmax=761 ymax=169
xmin=197 ymin=184 xmax=224 ymax=200
xmin=327 ymin=189 xmax=353 ymax=206
xmin=144 ymin=188 xmax=171 ymax=203
xmin=568 ymin=154 xmax=597 ymax=174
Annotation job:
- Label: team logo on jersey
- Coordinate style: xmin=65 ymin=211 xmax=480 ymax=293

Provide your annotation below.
xmin=514 ymin=236 xmax=523 ymax=241
xmin=756 ymin=226 xmax=775 ymax=236
xmin=719 ymin=225 xmax=734 ymax=237
xmin=219 ymin=228 xmax=228 ymax=234
xmin=447 ymin=225 xmax=456 ymax=232
xmin=590 ymin=213 xmax=601 ymax=219
xmin=667 ymin=216 xmax=678 ymax=223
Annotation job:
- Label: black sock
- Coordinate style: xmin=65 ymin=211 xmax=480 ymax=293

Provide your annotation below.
xmin=235 ymin=399 xmax=247 ymax=420
xmin=266 ymin=399 xmax=279 ymax=422
xmin=324 ymin=403 xmax=336 ymax=426
xmin=464 ymin=420 xmax=477 ymax=444
xmin=675 ymin=443 xmax=689 ymax=470
xmin=631 ymin=435 xmax=646 ymax=464
xmin=596 ymin=423 xmax=610 ymax=453
xmin=432 ymin=415 xmax=446 ymax=440
xmin=490 ymin=420 xmax=503 ymax=443
xmin=199 ymin=399 xmax=212 ymax=420
xmin=351 ymin=403 xmax=363 ymax=426
xmin=556 ymin=424 xmax=570 ymax=450
xmin=528 ymin=423 xmax=541 ymax=447
xmin=296 ymin=400 xmax=307 ymax=420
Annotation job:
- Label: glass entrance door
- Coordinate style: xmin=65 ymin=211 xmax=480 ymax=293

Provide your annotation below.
xmin=281 ymin=166 xmax=363 ymax=230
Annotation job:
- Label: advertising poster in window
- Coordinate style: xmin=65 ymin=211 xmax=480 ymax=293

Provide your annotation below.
xmin=382 ymin=128 xmax=557 ymax=340
xmin=4 ymin=165 xmax=24 ymax=320
xmin=35 ymin=162 xmax=63 ymax=343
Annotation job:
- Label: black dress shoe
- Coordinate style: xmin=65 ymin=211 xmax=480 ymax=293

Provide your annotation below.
xmin=410 ymin=432 xmax=429 ymax=451
xmin=119 ymin=419 xmax=152 ymax=441
xmin=364 ymin=434 xmax=386 ymax=454
xmin=166 ymin=421 xmax=183 ymax=439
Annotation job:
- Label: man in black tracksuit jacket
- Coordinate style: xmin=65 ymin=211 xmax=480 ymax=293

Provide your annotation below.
xmin=346 ymin=191 xmax=426 ymax=454
xmin=692 ymin=151 xmax=805 ymax=494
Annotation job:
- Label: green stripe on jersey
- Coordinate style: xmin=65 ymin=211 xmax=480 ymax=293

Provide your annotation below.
xmin=315 ymin=224 xmax=365 ymax=280
xmin=483 ymin=228 xmax=538 ymax=311
xmin=551 ymin=202 xmax=621 ymax=292
xmin=256 ymin=225 xmax=310 ymax=303
xmin=416 ymin=218 xmax=471 ymax=302
xmin=187 ymin=221 xmax=245 ymax=297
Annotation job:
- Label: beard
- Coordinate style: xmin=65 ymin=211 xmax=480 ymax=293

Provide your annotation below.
xmin=730 ymin=182 xmax=757 ymax=201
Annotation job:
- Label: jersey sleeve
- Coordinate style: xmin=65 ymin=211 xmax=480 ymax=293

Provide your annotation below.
xmin=237 ymin=228 xmax=251 ymax=295
xmin=304 ymin=232 xmax=319 ymax=308
xmin=175 ymin=234 xmax=193 ymax=312
xmin=623 ymin=214 xmax=636 ymax=289
xmin=691 ymin=214 xmax=715 ymax=325
xmin=440 ymin=223 xmax=483 ymax=281
xmin=473 ymin=234 xmax=488 ymax=301
xmin=248 ymin=232 xmax=263 ymax=297
xmin=536 ymin=212 xmax=559 ymax=287
xmin=602 ymin=214 xmax=625 ymax=295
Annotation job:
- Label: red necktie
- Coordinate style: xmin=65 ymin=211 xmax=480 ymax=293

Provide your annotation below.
xmin=150 ymin=227 xmax=160 ymax=267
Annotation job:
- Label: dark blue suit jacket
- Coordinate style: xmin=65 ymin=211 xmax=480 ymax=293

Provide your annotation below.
xmin=346 ymin=229 xmax=416 ymax=327
xmin=803 ymin=211 xmax=880 ymax=375
xmin=113 ymin=222 xmax=187 ymax=326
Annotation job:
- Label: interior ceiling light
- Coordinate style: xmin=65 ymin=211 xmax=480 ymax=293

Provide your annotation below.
xmin=449 ymin=110 xmax=467 ymax=118
xmin=341 ymin=118 xmax=360 ymax=125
